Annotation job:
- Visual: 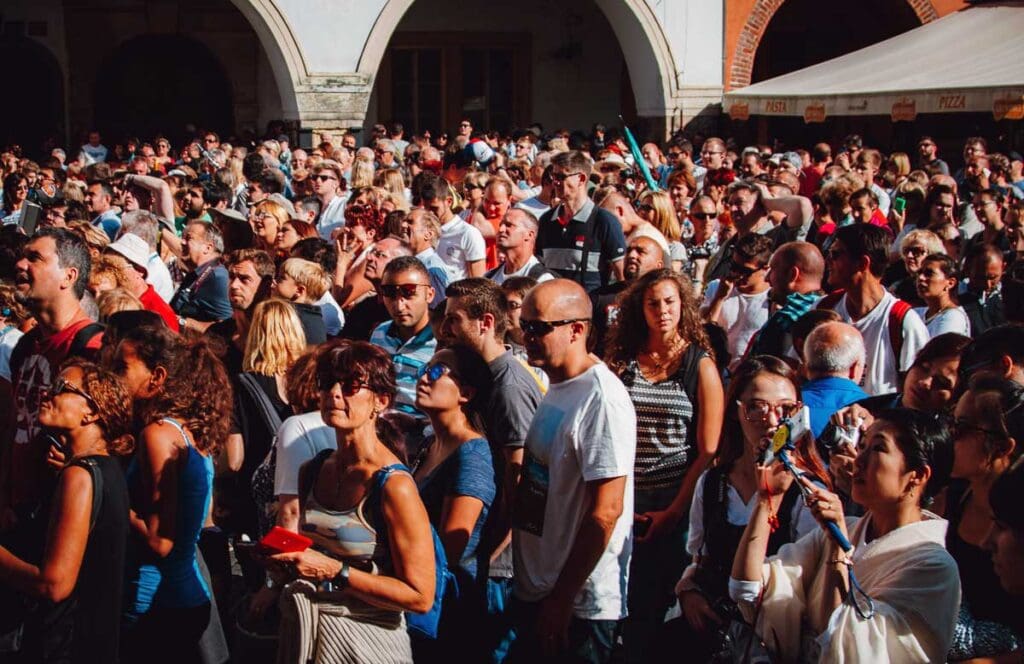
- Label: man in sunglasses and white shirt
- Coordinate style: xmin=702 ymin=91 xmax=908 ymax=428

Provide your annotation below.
xmin=312 ymin=160 xmax=348 ymax=240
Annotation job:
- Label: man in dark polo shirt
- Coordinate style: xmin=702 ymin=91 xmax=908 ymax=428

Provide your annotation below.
xmin=170 ymin=220 xmax=232 ymax=331
xmin=536 ymin=151 xmax=626 ymax=293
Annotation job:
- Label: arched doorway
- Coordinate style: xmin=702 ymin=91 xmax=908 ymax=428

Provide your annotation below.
xmin=94 ymin=35 xmax=234 ymax=144
xmin=361 ymin=0 xmax=676 ymax=137
xmin=0 ymin=37 xmax=64 ymax=159
xmin=752 ymin=0 xmax=922 ymax=83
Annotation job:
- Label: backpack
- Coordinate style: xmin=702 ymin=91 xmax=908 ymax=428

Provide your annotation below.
xmin=240 ymin=373 xmax=286 ymax=539
xmin=816 ymin=290 xmax=912 ymax=362
xmin=8 ymin=322 xmax=104 ymax=383
xmin=369 ymin=464 xmax=457 ymax=640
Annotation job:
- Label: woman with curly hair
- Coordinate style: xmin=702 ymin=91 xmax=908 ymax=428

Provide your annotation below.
xmin=604 ymin=268 xmax=724 ymax=662
xmin=110 ymin=324 xmax=232 ymax=663
xmin=1 ymin=360 xmax=133 ymax=663
xmin=334 ymin=197 xmax=386 ymax=308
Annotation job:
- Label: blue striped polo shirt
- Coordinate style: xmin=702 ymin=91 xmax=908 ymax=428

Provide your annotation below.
xmin=370 ymin=321 xmax=437 ymax=420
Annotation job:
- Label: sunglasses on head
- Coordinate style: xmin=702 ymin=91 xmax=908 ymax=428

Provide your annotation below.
xmin=317 ymin=373 xmax=369 ymax=396
xmin=380 ymin=283 xmax=426 ymax=299
xmin=519 ymin=317 xmax=590 ymax=337
xmin=419 ymin=362 xmax=454 ymax=384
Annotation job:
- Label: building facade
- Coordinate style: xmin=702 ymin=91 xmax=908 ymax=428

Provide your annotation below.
xmin=0 ymin=0 xmax=965 ymax=152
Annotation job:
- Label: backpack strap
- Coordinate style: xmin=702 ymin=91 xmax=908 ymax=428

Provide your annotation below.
xmin=69 ymin=322 xmax=104 ymax=358
xmin=679 ymin=343 xmax=706 ymax=445
xmin=297 ymin=449 xmax=334 ymax=508
xmin=66 ymin=457 xmax=104 ymax=533
xmin=8 ymin=326 xmax=43 ymax=384
xmin=238 ymin=373 xmax=285 ymax=436
xmin=526 ymin=261 xmax=557 ymax=282
xmin=699 ymin=466 xmax=727 ymax=559
xmin=888 ymin=299 xmax=912 ymax=367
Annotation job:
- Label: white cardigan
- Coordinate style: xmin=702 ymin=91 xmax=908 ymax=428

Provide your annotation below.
xmin=729 ymin=512 xmax=961 ymax=663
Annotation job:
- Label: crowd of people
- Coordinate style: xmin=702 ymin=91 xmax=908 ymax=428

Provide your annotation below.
xmin=1 ymin=119 xmax=1024 ymax=664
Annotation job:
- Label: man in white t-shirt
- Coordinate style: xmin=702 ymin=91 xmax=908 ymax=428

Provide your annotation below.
xmin=511 ymin=279 xmax=636 ymax=662
xmin=312 ymin=160 xmax=348 ymax=240
xmin=421 ymin=176 xmax=486 ymax=280
xmin=485 ymin=208 xmax=555 ymax=285
xmin=701 ymin=234 xmax=773 ymax=372
xmin=79 ymin=130 xmax=108 ymax=164
xmin=818 ymin=224 xmax=929 ymax=395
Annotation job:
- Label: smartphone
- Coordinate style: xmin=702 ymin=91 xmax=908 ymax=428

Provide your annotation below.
xmin=259 ymin=526 xmax=313 ymax=554
xmin=893 ymin=196 xmax=907 ymax=214
xmin=19 ymin=202 xmax=42 ymax=235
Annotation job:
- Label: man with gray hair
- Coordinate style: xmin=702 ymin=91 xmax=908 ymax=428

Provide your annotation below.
xmin=119 ymin=209 xmax=174 ymax=302
xmin=800 ymin=321 xmax=869 ymax=438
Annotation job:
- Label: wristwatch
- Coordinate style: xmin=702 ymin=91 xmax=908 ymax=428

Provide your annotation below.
xmin=323 ymin=561 xmax=350 ymax=593
xmin=178 ymin=316 xmax=187 ymax=331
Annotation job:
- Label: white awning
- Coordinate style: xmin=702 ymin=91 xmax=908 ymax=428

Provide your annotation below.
xmin=723 ymin=2 xmax=1024 ymax=122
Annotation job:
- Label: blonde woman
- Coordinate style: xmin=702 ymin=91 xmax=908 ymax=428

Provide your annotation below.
xmin=69 ymin=221 xmax=110 ymax=262
xmin=225 ymin=299 xmax=307 ymax=536
xmin=459 ymin=171 xmax=489 ymax=220
xmin=349 ymin=159 xmax=375 ymax=189
xmin=890 ymin=228 xmax=945 ymax=305
xmin=638 ymin=189 xmax=687 ymax=272
xmin=374 ymin=167 xmax=408 ymax=201
xmin=251 ymin=199 xmax=290 ymax=253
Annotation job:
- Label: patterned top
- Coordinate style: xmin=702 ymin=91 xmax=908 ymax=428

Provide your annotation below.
xmin=623 ymin=359 xmax=695 ymax=491
xmin=369 ymin=321 xmax=436 ymax=420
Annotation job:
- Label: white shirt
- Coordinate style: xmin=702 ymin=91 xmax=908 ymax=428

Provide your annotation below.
xmin=316 ymin=291 xmax=346 ymax=336
xmin=274 ymin=412 xmax=337 ymax=496
xmin=516 ymin=196 xmax=551 ymax=220
xmin=436 ymin=216 xmax=486 ymax=281
xmin=490 ymin=255 xmax=555 ymax=285
xmin=0 ymin=325 xmax=24 ymax=382
xmin=702 ymin=281 xmax=771 ymax=371
xmin=317 ymin=192 xmax=348 ymax=240
xmin=914 ymin=306 xmax=971 ymax=338
xmin=80 ymin=143 xmax=108 ymax=164
xmin=831 ymin=291 xmax=929 ymax=395
xmin=146 ymin=253 xmax=175 ymax=303
xmin=513 ymin=363 xmax=636 ymax=620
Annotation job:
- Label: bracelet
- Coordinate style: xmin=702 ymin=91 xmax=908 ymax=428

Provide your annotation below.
xmin=828 ymin=556 xmax=853 ymax=567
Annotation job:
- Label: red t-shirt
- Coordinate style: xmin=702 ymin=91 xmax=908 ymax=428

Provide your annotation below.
xmin=139 ymin=284 xmax=180 ymax=332
xmin=9 ymin=317 xmax=103 ymax=506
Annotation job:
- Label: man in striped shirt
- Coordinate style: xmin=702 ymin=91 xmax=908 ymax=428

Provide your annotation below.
xmin=369 ymin=256 xmax=436 ymax=423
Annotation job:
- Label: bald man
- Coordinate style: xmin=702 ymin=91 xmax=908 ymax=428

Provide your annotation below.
xmin=801 ymin=321 xmax=869 ymax=438
xmin=511 ymin=279 xmax=637 ymax=662
xmin=599 ymin=192 xmax=670 ymax=257
xmin=744 ymin=242 xmax=825 ymax=359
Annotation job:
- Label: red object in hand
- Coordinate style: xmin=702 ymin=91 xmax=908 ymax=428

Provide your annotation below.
xmin=259 ymin=526 xmax=313 ymax=554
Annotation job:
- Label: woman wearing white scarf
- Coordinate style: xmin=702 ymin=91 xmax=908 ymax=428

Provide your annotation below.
xmin=730 ymin=409 xmax=961 ymax=663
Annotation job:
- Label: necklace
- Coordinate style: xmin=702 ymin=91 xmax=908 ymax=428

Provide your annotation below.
xmin=640 ymin=337 xmax=686 ymax=368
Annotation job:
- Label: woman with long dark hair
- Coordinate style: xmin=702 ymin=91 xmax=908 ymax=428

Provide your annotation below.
xmin=110 ymin=324 xmax=232 ymax=663
xmin=667 ymin=356 xmax=827 ymax=659
xmin=604 ymin=268 xmax=724 ymax=662
xmin=0 ymin=360 xmax=132 ymax=663
xmin=2 ymin=173 xmax=29 ymax=223
xmin=915 ymin=253 xmax=970 ymax=338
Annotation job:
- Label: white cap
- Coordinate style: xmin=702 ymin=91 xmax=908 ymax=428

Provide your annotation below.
xmin=106 ymin=233 xmax=150 ymax=275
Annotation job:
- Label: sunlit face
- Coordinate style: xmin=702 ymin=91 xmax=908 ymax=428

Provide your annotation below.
xmin=851 ymin=419 xmax=919 ymax=507
xmin=319 ymin=373 xmax=382 ymax=432
xmin=482 ymin=186 xmax=511 ymax=221
xmin=37 ymin=366 xmax=96 ymax=431
xmin=228 ymin=260 xmax=263 ymax=310
xmin=901 ymin=242 xmax=929 ymax=274
xmin=915 ymin=259 xmax=954 ymax=301
xmin=901 ymin=354 xmax=958 ymax=412
xmin=929 ymin=193 xmax=956 ymax=226
xmin=737 ymin=373 xmax=799 ymax=449
xmin=277 ymin=222 xmax=301 ymax=252
xmin=850 ymin=196 xmax=875 ymax=224
xmin=701 ymin=142 xmax=726 ymax=170
xmin=110 ymin=339 xmax=160 ymax=400
xmin=641 ymin=279 xmax=681 ymax=338
xmin=15 ymin=236 xmax=72 ymax=305
xmin=274 ymin=272 xmax=299 ymax=300
xmin=496 ymin=211 xmax=533 ymax=251
xmin=951 ymin=390 xmax=1003 ymax=481
xmin=415 ymin=349 xmax=469 ymax=413
xmin=380 ymin=268 xmax=433 ymax=331
xmin=624 ymin=239 xmax=663 ymax=280
xmin=441 ymin=297 xmax=482 ymax=349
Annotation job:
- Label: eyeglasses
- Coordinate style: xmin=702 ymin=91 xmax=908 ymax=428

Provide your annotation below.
xmin=312 ymin=174 xmax=337 ymax=182
xmin=419 ymin=362 xmax=454 ymax=384
xmin=729 ymin=261 xmax=764 ymax=278
xmin=551 ymin=172 xmax=584 ymax=185
xmin=701 ymin=150 xmax=724 ymax=156
xmin=317 ymin=375 xmax=370 ymax=396
xmin=519 ymin=317 xmax=590 ymax=337
xmin=379 ymin=283 xmax=427 ymax=299
xmin=952 ymin=417 xmax=1004 ymax=440
xmin=48 ymin=377 xmax=99 ymax=411
xmin=692 ymin=212 xmax=717 ymax=220
xmin=738 ymin=399 xmax=803 ymax=422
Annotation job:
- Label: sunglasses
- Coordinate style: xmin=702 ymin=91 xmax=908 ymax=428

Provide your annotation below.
xmin=692 ymin=212 xmax=717 ymax=220
xmin=312 ymin=174 xmax=336 ymax=182
xmin=380 ymin=283 xmax=427 ymax=299
xmin=419 ymin=363 xmax=454 ymax=384
xmin=317 ymin=374 xmax=369 ymax=396
xmin=902 ymin=246 xmax=927 ymax=257
xmin=729 ymin=261 xmax=764 ymax=278
xmin=49 ymin=377 xmax=99 ymax=411
xmin=519 ymin=317 xmax=590 ymax=337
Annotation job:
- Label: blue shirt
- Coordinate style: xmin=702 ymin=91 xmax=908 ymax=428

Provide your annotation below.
xmin=801 ymin=376 xmax=869 ymax=439
xmin=414 ymin=437 xmax=495 ymax=580
xmin=170 ymin=259 xmax=232 ymax=323
xmin=415 ymin=248 xmax=451 ymax=309
xmin=369 ymin=321 xmax=436 ymax=419
xmin=92 ymin=210 xmax=121 ymax=242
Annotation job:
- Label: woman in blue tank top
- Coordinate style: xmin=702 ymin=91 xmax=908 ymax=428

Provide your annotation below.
xmin=110 ymin=324 xmax=232 ymax=663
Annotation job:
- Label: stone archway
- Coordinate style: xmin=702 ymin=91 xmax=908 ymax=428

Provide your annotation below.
xmin=728 ymin=0 xmax=939 ymax=89
xmin=226 ymin=0 xmax=304 ymax=120
xmin=357 ymin=0 xmax=681 ymax=133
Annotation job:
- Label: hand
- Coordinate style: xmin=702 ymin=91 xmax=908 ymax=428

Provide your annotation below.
xmin=756 ymin=455 xmax=794 ymax=498
xmin=712 ymin=278 xmax=734 ymax=302
xmin=536 ymin=593 xmax=573 ymax=656
xmin=829 ymin=404 xmax=873 ymax=434
xmin=829 ymin=445 xmax=857 ymax=496
xmin=333 ymin=232 xmax=357 ymax=271
xmin=799 ymin=478 xmax=849 ymax=539
xmin=888 ymin=205 xmax=906 ymax=232
xmin=46 ymin=441 xmax=67 ymax=473
xmin=635 ymin=508 xmax=682 ymax=544
xmin=680 ymin=590 xmax=722 ymax=633
xmin=271 ymin=549 xmax=342 ymax=583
